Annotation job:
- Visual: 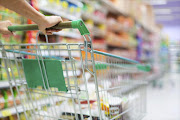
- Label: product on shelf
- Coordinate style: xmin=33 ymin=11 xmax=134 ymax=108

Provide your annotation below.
xmin=93 ymin=26 xmax=107 ymax=38
xmin=37 ymin=0 xmax=83 ymax=19
xmin=1 ymin=89 xmax=13 ymax=108
xmin=82 ymin=1 xmax=107 ymax=21
xmin=0 ymin=112 xmax=29 ymax=120
xmin=108 ymin=0 xmax=156 ymax=30
xmin=117 ymin=16 xmax=134 ymax=29
xmin=0 ymin=92 xmax=5 ymax=109
xmin=106 ymin=32 xmax=131 ymax=48
xmin=0 ymin=60 xmax=19 ymax=81
xmin=0 ymin=6 xmax=25 ymax=44
xmin=93 ymin=38 xmax=107 ymax=51
xmin=0 ymin=87 xmax=24 ymax=111
xmin=109 ymin=49 xmax=137 ymax=60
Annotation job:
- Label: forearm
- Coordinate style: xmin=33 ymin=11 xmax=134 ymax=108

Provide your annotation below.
xmin=0 ymin=0 xmax=45 ymax=24
xmin=0 ymin=0 xmax=62 ymax=35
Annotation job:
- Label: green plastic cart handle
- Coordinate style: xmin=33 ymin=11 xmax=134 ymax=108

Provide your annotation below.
xmin=8 ymin=20 xmax=90 ymax=35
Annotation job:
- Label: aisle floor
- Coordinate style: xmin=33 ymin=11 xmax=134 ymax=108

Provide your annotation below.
xmin=143 ymin=73 xmax=180 ymax=120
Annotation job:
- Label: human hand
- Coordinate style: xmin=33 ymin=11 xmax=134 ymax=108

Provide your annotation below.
xmin=36 ymin=16 xmax=63 ymax=35
xmin=0 ymin=20 xmax=14 ymax=35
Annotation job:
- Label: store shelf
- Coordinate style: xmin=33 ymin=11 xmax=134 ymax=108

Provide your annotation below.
xmin=107 ymin=41 xmax=130 ymax=49
xmin=39 ymin=7 xmax=80 ymax=20
xmin=0 ymin=52 xmax=20 ymax=59
xmin=82 ymin=13 xmax=106 ymax=24
xmin=100 ymin=0 xmax=128 ymax=16
xmin=100 ymin=0 xmax=154 ymax=33
xmin=93 ymin=27 xmax=106 ymax=38
xmin=0 ymin=105 xmax=23 ymax=118
xmin=141 ymin=33 xmax=152 ymax=42
xmin=53 ymin=31 xmax=81 ymax=39
xmin=0 ymin=81 xmax=10 ymax=88
xmin=136 ymin=21 xmax=154 ymax=33
xmin=0 ymin=96 xmax=60 ymax=118
xmin=0 ymin=80 xmax=26 ymax=89
xmin=0 ymin=12 xmax=20 ymax=19
xmin=107 ymin=24 xmax=129 ymax=33
xmin=142 ymin=45 xmax=153 ymax=51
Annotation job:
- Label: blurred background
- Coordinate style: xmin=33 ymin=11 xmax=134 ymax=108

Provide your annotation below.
xmin=0 ymin=0 xmax=180 ymax=120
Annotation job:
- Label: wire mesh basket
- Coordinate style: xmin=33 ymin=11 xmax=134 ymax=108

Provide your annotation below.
xmin=0 ymin=20 xmax=150 ymax=120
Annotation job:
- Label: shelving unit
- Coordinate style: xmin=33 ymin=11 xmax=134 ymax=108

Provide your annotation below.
xmin=0 ymin=96 xmax=60 ymax=118
xmin=99 ymin=0 xmax=128 ymax=16
xmin=99 ymin=0 xmax=156 ymax=33
xmin=82 ymin=13 xmax=106 ymax=24
xmin=0 ymin=80 xmax=25 ymax=89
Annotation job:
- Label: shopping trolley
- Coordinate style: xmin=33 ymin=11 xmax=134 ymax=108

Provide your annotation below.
xmin=0 ymin=20 xmax=150 ymax=120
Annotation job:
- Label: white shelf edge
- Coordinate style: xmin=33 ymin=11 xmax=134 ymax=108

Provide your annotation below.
xmin=39 ymin=7 xmax=80 ymax=20
xmin=0 ymin=80 xmax=25 ymax=89
xmin=0 ymin=96 xmax=60 ymax=118
xmin=53 ymin=31 xmax=81 ymax=39
xmin=0 ymin=81 xmax=11 ymax=88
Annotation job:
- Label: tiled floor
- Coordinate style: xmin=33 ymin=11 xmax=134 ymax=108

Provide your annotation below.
xmin=143 ymin=73 xmax=180 ymax=120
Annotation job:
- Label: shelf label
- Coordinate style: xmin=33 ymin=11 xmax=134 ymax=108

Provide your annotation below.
xmin=2 ymin=110 xmax=11 ymax=117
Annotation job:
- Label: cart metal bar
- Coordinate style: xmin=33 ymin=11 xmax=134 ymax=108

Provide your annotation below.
xmin=5 ymin=49 xmax=139 ymax=63
xmin=4 ymin=49 xmax=150 ymax=72
xmin=5 ymin=49 xmax=64 ymax=60
xmin=94 ymin=50 xmax=139 ymax=64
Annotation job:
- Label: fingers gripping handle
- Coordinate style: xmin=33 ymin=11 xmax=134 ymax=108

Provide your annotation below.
xmin=8 ymin=20 xmax=90 ymax=35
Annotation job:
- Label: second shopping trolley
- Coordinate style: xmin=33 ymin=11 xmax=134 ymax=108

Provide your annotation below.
xmin=0 ymin=20 xmax=150 ymax=120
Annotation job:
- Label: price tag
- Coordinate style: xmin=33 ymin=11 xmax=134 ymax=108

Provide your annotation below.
xmin=2 ymin=110 xmax=11 ymax=117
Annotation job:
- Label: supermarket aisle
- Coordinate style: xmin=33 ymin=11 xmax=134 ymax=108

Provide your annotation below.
xmin=143 ymin=73 xmax=180 ymax=120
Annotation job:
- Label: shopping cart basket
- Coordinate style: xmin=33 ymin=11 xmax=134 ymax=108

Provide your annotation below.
xmin=0 ymin=20 xmax=150 ymax=120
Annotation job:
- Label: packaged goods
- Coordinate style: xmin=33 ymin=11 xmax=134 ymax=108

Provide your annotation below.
xmin=0 ymin=92 xmax=5 ymax=109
